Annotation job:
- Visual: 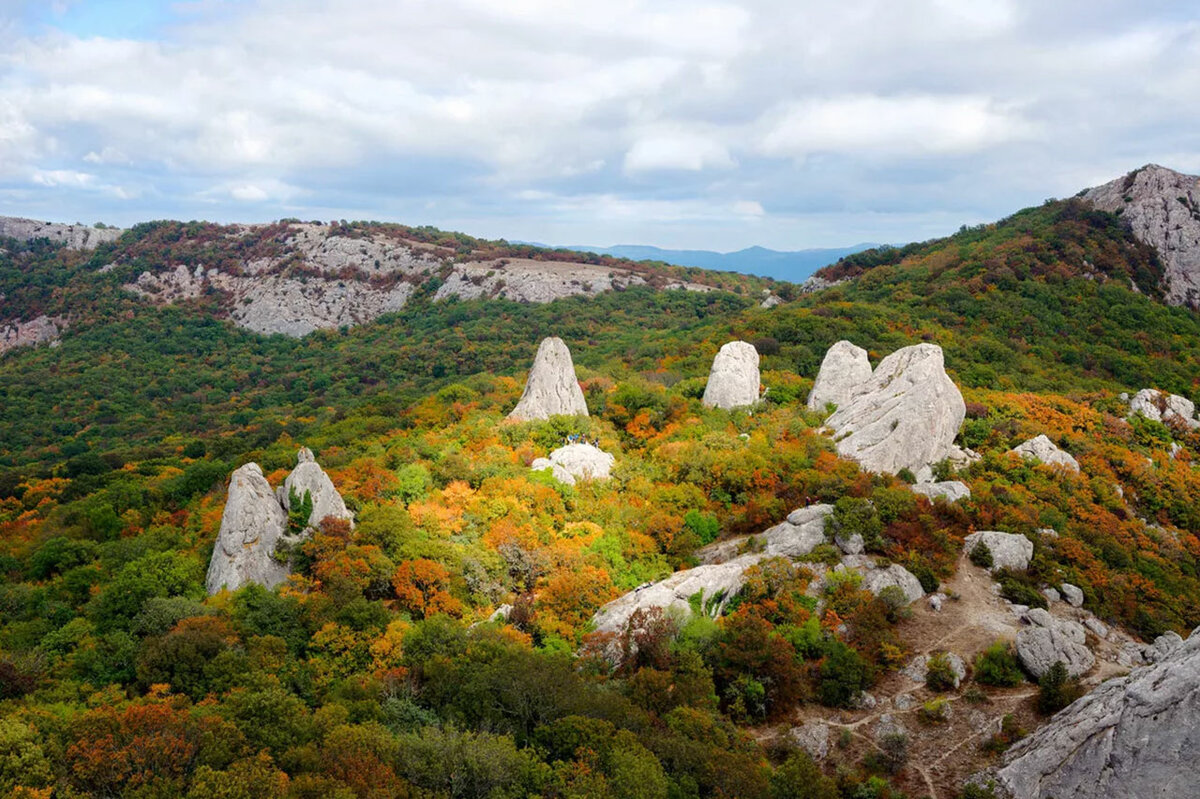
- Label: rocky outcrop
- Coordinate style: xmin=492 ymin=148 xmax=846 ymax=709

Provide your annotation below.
xmin=1060 ymin=583 xmax=1084 ymax=608
xmin=698 ymin=504 xmax=832 ymax=564
xmin=0 ymin=315 xmax=66 ymax=354
xmin=964 ymin=530 xmax=1033 ymax=572
xmin=911 ymin=480 xmax=971 ymax=503
xmin=787 ymin=721 xmax=829 ymax=760
xmin=702 ymin=341 xmax=761 ymax=410
xmin=1015 ymin=607 xmax=1095 ymax=679
xmin=507 ymin=337 xmax=589 ymax=421
xmin=0 ymin=216 xmax=123 ymax=249
xmin=1127 ymin=388 xmax=1200 ymax=430
xmin=1144 ymin=631 xmax=1184 ymax=663
xmin=991 ymin=625 xmax=1200 ymax=799
xmin=807 ymin=340 xmax=871 ymax=411
xmin=530 ymin=443 xmax=614 ymax=486
xmin=1082 ymin=165 xmax=1200 ymax=308
xmin=205 ymin=464 xmax=291 ymax=594
xmin=279 ymin=447 xmax=353 ymax=529
xmin=862 ymin=564 xmax=925 ymax=604
xmin=824 ymin=343 xmax=966 ymax=475
xmin=1009 ymin=434 xmax=1080 ymax=472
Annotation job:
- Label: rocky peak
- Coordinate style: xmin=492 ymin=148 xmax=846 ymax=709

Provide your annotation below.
xmin=205 ymin=463 xmax=290 ymax=594
xmin=807 ymin=339 xmax=871 ymax=411
xmin=507 ymin=337 xmax=589 ymax=421
xmin=1082 ymin=165 xmax=1200 ymax=307
xmin=280 ymin=447 xmax=354 ymax=530
xmin=701 ymin=340 xmax=761 ymax=410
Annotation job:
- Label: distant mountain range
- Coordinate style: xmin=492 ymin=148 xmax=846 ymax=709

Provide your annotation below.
xmin=555 ymin=243 xmax=881 ymax=282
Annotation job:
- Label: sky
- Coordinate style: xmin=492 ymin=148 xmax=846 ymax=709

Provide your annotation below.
xmin=0 ymin=0 xmax=1197 ymax=251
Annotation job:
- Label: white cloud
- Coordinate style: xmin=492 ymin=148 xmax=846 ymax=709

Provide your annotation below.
xmin=623 ymin=131 xmax=734 ymax=173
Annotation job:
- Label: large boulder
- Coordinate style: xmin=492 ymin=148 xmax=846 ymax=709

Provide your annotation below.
xmin=964 ymin=530 xmax=1033 ymax=572
xmin=530 ymin=443 xmax=615 ymax=486
xmin=824 ymin=343 xmax=965 ymax=475
xmin=206 ymin=464 xmax=291 ymax=594
xmin=862 ymin=564 xmax=925 ymax=604
xmin=702 ymin=341 xmax=760 ymax=410
xmin=508 ymin=337 xmax=588 ymax=421
xmin=911 ymin=480 xmax=971 ymax=503
xmin=1010 ymin=435 xmax=1080 ymax=473
xmin=1015 ymin=608 xmax=1095 ymax=679
xmin=807 ymin=340 xmax=871 ymax=411
xmin=991 ymin=625 xmax=1200 ymax=799
xmin=279 ymin=448 xmax=354 ymax=529
xmin=699 ymin=504 xmax=832 ymax=564
xmin=1128 ymin=388 xmax=1200 ymax=430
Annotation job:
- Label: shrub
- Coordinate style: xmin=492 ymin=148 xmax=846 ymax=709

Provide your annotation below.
xmin=974 ymin=641 xmax=1023 ymax=687
xmin=918 ymin=697 xmax=951 ymax=723
xmin=1037 ymin=661 xmax=1083 ymax=714
xmin=995 ymin=571 xmax=1047 ymax=610
xmin=968 ymin=541 xmax=993 ymax=569
xmin=925 ymin=652 xmax=958 ymax=692
xmin=817 ymin=639 xmax=872 ymax=708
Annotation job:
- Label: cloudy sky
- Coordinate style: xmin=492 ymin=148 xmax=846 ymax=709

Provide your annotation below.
xmin=0 ymin=0 xmax=1197 ymax=251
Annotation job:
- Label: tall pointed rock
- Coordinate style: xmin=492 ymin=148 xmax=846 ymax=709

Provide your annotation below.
xmin=206 ymin=463 xmax=290 ymax=594
xmin=702 ymin=341 xmax=760 ymax=410
xmin=279 ymin=447 xmax=354 ymax=530
xmin=807 ymin=340 xmax=871 ymax=411
xmin=507 ymin=337 xmax=589 ymax=421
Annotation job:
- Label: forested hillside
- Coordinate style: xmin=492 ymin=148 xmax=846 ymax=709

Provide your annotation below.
xmin=2 ymin=195 xmax=1200 ymax=798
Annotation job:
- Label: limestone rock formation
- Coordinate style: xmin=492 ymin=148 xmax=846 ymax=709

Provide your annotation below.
xmin=862 ymin=564 xmax=925 ymax=604
xmin=507 ymin=337 xmax=589 ymax=421
xmin=964 ymin=530 xmax=1033 ymax=572
xmin=205 ymin=464 xmax=290 ymax=594
xmin=1128 ymin=388 xmax=1200 ymax=430
xmin=991 ymin=625 xmax=1200 ymax=799
xmin=702 ymin=341 xmax=761 ymax=410
xmin=1060 ymin=583 xmax=1084 ymax=608
xmin=1144 ymin=631 xmax=1184 ymax=663
xmin=1082 ymin=165 xmax=1200 ymax=308
xmin=824 ymin=343 xmax=966 ymax=475
xmin=807 ymin=340 xmax=871 ymax=411
xmin=279 ymin=447 xmax=354 ymax=529
xmin=530 ymin=443 xmax=614 ymax=486
xmin=787 ymin=721 xmax=829 ymax=761
xmin=1010 ymin=435 xmax=1080 ymax=472
xmin=699 ymin=504 xmax=832 ymax=564
xmin=0 ymin=216 xmax=123 ymax=249
xmin=1015 ymin=608 xmax=1095 ymax=679
xmin=911 ymin=480 xmax=971 ymax=503
xmin=0 ymin=315 xmax=66 ymax=354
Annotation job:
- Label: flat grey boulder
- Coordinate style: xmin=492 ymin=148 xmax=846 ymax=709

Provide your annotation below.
xmin=279 ymin=447 xmax=354 ymax=530
xmin=807 ymin=340 xmax=871 ymax=412
xmin=1061 ymin=583 xmax=1084 ymax=608
xmin=530 ymin=443 xmax=614 ymax=486
xmin=1010 ymin=434 xmax=1080 ymax=473
xmin=992 ymin=624 xmax=1200 ymax=799
xmin=825 ymin=343 xmax=966 ymax=475
xmin=911 ymin=480 xmax=971 ymax=503
xmin=1016 ymin=607 xmax=1095 ymax=679
xmin=787 ymin=720 xmax=829 ymax=761
xmin=964 ymin=530 xmax=1033 ymax=572
xmin=862 ymin=564 xmax=925 ymax=604
xmin=507 ymin=337 xmax=588 ymax=421
xmin=702 ymin=341 xmax=760 ymax=410
xmin=206 ymin=463 xmax=290 ymax=594
xmin=1128 ymin=388 xmax=1200 ymax=430
xmin=699 ymin=504 xmax=832 ymax=564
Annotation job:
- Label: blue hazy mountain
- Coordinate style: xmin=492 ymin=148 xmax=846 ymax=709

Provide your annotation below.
xmin=553 ymin=243 xmax=879 ymax=282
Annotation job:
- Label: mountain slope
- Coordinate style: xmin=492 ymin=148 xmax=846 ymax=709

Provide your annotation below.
xmin=562 ymin=242 xmax=878 ymax=281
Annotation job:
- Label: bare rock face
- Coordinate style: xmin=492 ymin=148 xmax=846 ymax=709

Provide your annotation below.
xmin=508 ymin=337 xmax=588 ymax=421
xmin=1016 ymin=607 xmax=1095 ymax=679
xmin=0 ymin=315 xmax=66 ymax=354
xmin=1128 ymin=388 xmax=1200 ymax=430
xmin=807 ymin=340 xmax=872 ymax=411
xmin=279 ymin=447 xmax=353 ymax=530
xmin=530 ymin=443 xmax=614 ymax=486
xmin=964 ymin=530 xmax=1033 ymax=572
xmin=1082 ymin=165 xmax=1200 ymax=307
xmin=991 ymin=625 xmax=1200 ymax=799
xmin=1061 ymin=583 xmax=1084 ymax=608
xmin=206 ymin=464 xmax=290 ymax=594
xmin=825 ymin=343 xmax=966 ymax=475
xmin=0 ymin=216 xmax=123 ymax=249
xmin=1010 ymin=434 xmax=1081 ymax=473
xmin=862 ymin=564 xmax=925 ymax=604
xmin=787 ymin=721 xmax=830 ymax=761
xmin=699 ymin=504 xmax=832 ymax=564
xmin=911 ymin=480 xmax=971 ymax=503
xmin=702 ymin=341 xmax=761 ymax=410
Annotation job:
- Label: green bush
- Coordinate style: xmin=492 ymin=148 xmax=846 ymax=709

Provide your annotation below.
xmin=968 ymin=541 xmax=993 ymax=569
xmin=974 ymin=641 xmax=1024 ymax=687
xmin=925 ymin=652 xmax=958 ymax=692
xmin=1037 ymin=661 xmax=1083 ymax=714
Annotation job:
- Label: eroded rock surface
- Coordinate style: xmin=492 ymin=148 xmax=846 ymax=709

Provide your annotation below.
xmin=702 ymin=341 xmax=761 ymax=410
xmin=1128 ymin=388 xmax=1200 ymax=430
xmin=205 ymin=464 xmax=290 ymax=594
xmin=912 ymin=480 xmax=971 ymax=503
xmin=965 ymin=530 xmax=1034 ymax=572
xmin=530 ymin=443 xmax=614 ymax=486
xmin=1016 ymin=607 xmax=1095 ymax=679
xmin=862 ymin=564 xmax=925 ymax=604
xmin=698 ymin=504 xmax=832 ymax=564
xmin=1082 ymin=165 xmax=1200 ymax=308
xmin=0 ymin=216 xmax=123 ymax=249
xmin=1010 ymin=435 xmax=1080 ymax=472
xmin=824 ymin=343 xmax=966 ymax=475
xmin=507 ymin=337 xmax=589 ymax=421
xmin=591 ymin=557 xmax=756 ymax=637
xmin=807 ymin=340 xmax=871 ymax=411
xmin=992 ymin=625 xmax=1200 ymax=799
xmin=279 ymin=447 xmax=354 ymax=529
xmin=0 ymin=315 xmax=66 ymax=354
